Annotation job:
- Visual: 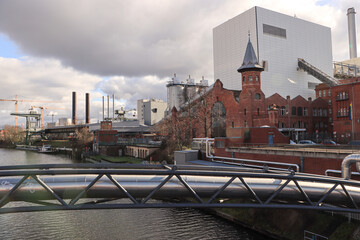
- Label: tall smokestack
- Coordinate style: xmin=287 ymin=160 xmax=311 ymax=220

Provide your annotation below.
xmin=107 ymin=95 xmax=109 ymax=119
xmin=113 ymin=94 xmax=115 ymax=119
xmin=72 ymin=91 xmax=76 ymax=125
xmin=102 ymin=96 xmax=104 ymax=120
xmin=347 ymin=7 xmax=357 ymax=59
xmin=85 ymin=93 xmax=90 ymax=124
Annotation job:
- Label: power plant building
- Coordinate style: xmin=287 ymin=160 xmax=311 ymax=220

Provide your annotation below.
xmin=137 ymin=99 xmax=167 ymax=126
xmin=213 ymin=6 xmax=333 ymax=98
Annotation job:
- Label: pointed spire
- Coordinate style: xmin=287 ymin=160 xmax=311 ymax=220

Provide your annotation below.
xmin=237 ymin=36 xmax=263 ymax=73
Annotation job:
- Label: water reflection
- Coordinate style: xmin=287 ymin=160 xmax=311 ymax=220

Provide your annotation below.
xmin=0 ymin=148 xmax=265 ymax=240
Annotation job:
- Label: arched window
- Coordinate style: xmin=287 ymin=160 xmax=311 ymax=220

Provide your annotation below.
xmin=211 ymin=102 xmax=226 ymax=137
xmin=255 ymin=93 xmax=261 ymax=100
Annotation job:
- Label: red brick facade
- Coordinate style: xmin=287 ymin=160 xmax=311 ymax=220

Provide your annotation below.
xmin=315 ymin=77 xmax=360 ymax=143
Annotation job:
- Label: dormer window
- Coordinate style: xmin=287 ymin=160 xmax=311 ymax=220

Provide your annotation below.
xmin=249 ymin=76 xmax=253 ymax=82
xmin=256 ymin=76 xmax=259 ymax=82
xmin=243 ymin=76 xmax=245 ymax=82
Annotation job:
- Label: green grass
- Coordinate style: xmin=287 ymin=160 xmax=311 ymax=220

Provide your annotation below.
xmin=90 ymin=155 xmax=143 ymax=164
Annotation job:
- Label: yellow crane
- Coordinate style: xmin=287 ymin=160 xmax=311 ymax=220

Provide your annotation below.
xmin=0 ymin=95 xmax=59 ymax=127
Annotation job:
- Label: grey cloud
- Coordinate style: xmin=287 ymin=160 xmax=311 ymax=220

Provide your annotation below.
xmin=0 ymin=0 xmax=225 ymax=78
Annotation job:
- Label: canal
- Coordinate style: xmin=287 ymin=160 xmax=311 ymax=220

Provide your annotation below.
xmin=0 ymin=148 xmax=265 ymax=240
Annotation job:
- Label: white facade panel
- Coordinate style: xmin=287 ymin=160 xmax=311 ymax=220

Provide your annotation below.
xmin=213 ymin=7 xmax=257 ymax=91
xmin=213 ymin=6 xmax=333 ymax=98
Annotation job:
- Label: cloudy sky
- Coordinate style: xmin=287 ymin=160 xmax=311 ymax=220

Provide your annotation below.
xmin=0 ymin=0 xmax=359 ymax=128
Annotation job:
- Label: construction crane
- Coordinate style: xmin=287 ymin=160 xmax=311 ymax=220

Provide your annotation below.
xmin=30 ymin=106 xmax=66 ymax=129
xmin=0 ymin=95 xmax=59 ymax=127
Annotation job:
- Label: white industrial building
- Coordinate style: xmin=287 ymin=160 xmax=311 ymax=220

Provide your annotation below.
xmin=213 ymin=6 xmax=333 ymax=98
xmin=137 ymin=99 xmax=167 ymax=126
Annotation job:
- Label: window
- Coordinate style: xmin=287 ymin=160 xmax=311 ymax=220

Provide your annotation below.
xmin=323 ymin=90 xmax=326 ymax=97
xmin=216 ymin=141 xmax=225 ymax=148
xmin=318 ymin=109 xmax=322 ymax=116
xmin=244 ymin=120 xmax=247 ymax=127
xmin=328 ymin=89 xmax=331 ymax=96
xmin=323 ymin=109 xmax=327 ymax=116
xmin=263 ymin=24 xmax=287 ymax=38
xmin=319 ymin=91 xmax=322 ymax=97
xmin=256 ymin=76 xmax=259 ymax=82
xmin=303 ymin=107 xmax=308 ymax=116
xmin=249 ymin=76 xmax=253 ymax=82
xmin=329 ymin=108 xmax=332 ymax=114
xmin=244 ymin=109 xmax=246 ymax=115
xmin=255 ymin=93 xmax=261 ymax=100
xmin=313 ymin=108 xmax=317 ymax=116
xmin=262 ymin=60 xmax=268 ymax=71
xmin=243 ymin=76 xmax=245 ymax=83
xmin=232 ymin=121 xmax=234 ymax=128
xmin=297 ymin=107 xmax=303 ymax=116
xmin=257 ymin=108 xmax=260 ymax=115
xmin=211 ymin=102 xmax=226 ymax=138
xmin=292 ymin=107 xmax=296 ymax=115
xmin=329 ymin=100 xmax=332 ymax=105
xmin=280 ymin=106 xmax=286 ymax=116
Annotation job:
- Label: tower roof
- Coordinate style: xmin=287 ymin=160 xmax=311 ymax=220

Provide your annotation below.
xmin=237 ymin=38 xmax=264 ymax=73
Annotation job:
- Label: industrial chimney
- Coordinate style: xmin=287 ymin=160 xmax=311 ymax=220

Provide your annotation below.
xmin=72 ymin=91 xmax=76 ymax=125
xmin=85 ymin=93 xmax=90 ymax=124
xmin=347 ymin=7 xmax=357 ymax=59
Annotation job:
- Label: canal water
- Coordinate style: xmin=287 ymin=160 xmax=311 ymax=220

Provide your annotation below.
xmin=0 ymin=148 xmax=265 ymax=240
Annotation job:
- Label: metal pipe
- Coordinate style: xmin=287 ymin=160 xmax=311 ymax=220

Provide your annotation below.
xmin=1 ymin=174 xmax=360 ymax=205
xmin=341 ymin=154 xmax=360 ymax=179
xmin=193 ymin=138 xmax=299 ymax=172
xmin=325 ymin=169 xmax=360 ymax=177
xmin=347 ymin=8 xmax=357 ymax=59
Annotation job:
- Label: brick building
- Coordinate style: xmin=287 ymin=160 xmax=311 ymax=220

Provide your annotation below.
xmin=168 ymin=38 xmax=329 ymax=143
xmin=315 ymin=77 xmax=360 ymax=143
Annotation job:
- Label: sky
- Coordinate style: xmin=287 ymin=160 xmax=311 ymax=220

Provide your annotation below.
xmin=0 ymin=0 xmax=359 ymax=128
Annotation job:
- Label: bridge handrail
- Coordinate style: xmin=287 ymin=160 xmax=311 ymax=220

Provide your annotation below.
xmin=0 ymin=164 xmax=359 ymax=186
xmin=1 ymin=164 xmax=360 ymax=214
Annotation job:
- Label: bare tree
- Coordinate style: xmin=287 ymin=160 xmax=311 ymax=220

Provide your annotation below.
xmin=71 ymin=127 xmax=93 ymax=159
xmin=1 ymin=125 xmax=25 ymax=145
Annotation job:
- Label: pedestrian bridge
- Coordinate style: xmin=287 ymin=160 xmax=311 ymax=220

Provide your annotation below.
xmin=1 ymin=163 xmax=360 ymax=214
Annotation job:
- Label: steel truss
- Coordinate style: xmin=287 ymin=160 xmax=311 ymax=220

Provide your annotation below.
xmin=0 ymin=163 xmax=360 ymax=214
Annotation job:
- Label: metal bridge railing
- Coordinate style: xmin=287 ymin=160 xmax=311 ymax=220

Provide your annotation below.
xmin=1 ymin=163 xmax=360 ymax=214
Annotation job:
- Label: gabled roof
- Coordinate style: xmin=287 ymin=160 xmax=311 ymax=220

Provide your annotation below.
xmin=237 ymin=38 xmax=264 ymax=73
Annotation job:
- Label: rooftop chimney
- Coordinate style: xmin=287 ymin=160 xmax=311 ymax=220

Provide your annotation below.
xmin=347 ymin=7 xmax=357 ymax=59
